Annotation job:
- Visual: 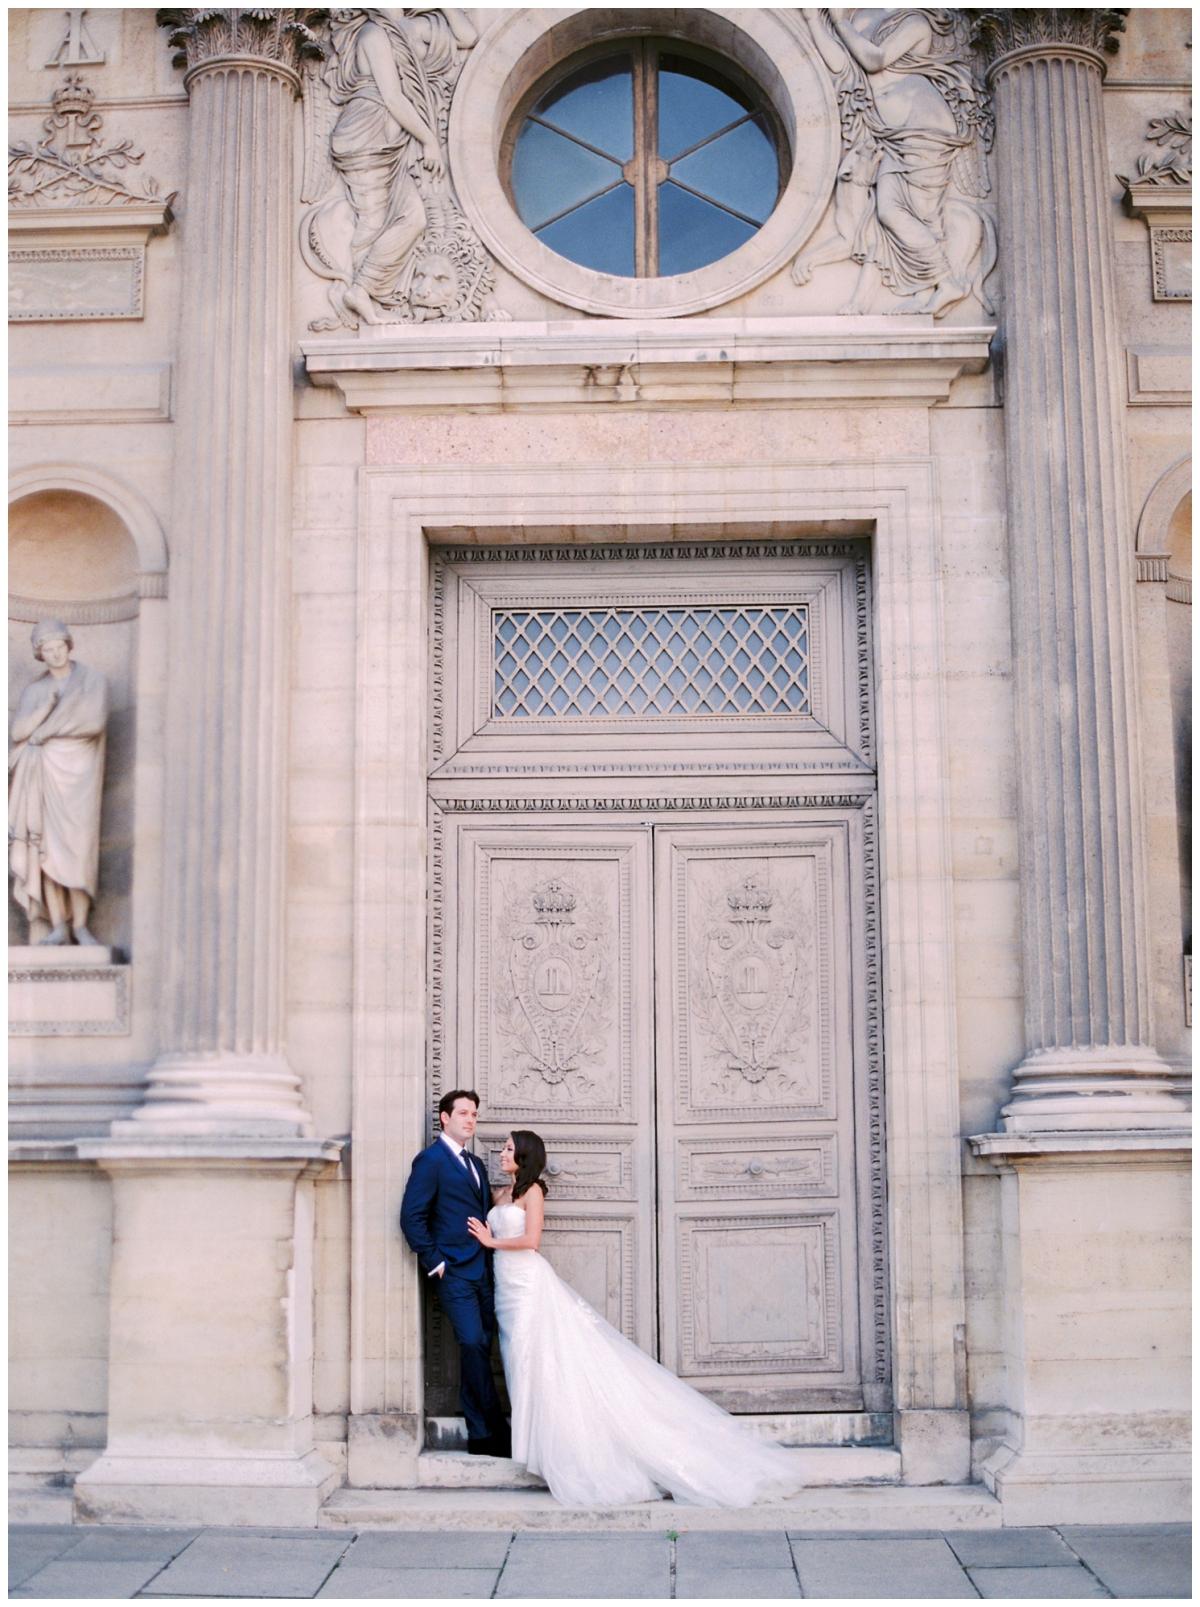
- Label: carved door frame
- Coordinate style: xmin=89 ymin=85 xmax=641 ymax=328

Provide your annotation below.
xmin=347 ymin=458 xmax=971 ymax=1488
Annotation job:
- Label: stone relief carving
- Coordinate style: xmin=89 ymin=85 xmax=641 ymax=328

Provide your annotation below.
xmin=792 ymin=8 xmax=996 ymax=318
xmin=690 ymin=871 xmax=815 ymax=1105
xmin=492 ymin=874 xmax=615 ymax=1106
xmin=1118 ymin=107 xmax=1192 ymax=190
xmin=9 ymin=620 xmax=109 ymax=947
xmin=9 ymin=73 xmax=176 ymax=213
xmin=46 ymin=9 xmax=106 ymax=68
xmin=299 ymin=7 xmax=507 ymax=329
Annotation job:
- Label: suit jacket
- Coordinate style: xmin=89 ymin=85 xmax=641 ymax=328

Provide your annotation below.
xmin=400 ymin=1138 xmax=491 ymax=1281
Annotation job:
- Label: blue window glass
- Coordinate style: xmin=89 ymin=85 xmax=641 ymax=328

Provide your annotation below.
xmin=508 ymin=41 xmax=784 ymax=279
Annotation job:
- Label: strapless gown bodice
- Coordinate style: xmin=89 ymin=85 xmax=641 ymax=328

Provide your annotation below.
xmin=484 ymin=1196 xmax=801 ymax=1509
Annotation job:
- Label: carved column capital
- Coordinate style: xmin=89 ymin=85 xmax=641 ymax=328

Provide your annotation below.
xmin=972 ymin=9 xmax=1129 ymax=78
xmin=157 ymin=7 xmax=326 ymax=90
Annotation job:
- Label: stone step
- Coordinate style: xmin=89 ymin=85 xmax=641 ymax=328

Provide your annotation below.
xmin=425 ymin=1411 xmax=893 ymax=1451
xmin=320 ymin=1481 xmax=1002 ymax=1533
xmin=417 ymin=1445 xmax=900 ymax=1493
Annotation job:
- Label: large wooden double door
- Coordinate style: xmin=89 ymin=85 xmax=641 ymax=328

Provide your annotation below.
xmin=428 ymin=807 xmax=888 ymax=1417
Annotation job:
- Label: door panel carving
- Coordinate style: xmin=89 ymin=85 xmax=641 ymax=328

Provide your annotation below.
xmin=679 ymin=1214 xmax=841 ymax=1372
xmin=679 ymin=853 xmax=829 ymax=1119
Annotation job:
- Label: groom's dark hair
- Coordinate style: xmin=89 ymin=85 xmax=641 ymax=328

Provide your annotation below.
xmin=438 ymin=1089 xmax=479 ymax=1125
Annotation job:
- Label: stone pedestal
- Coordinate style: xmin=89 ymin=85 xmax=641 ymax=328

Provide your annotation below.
xmin=8 ymin=947 xmax=128 ymax=1038
xmin=974 ymin=10 xmax=1189 ymax=1132
xmin=968 ymin=1132 xmax=1191 ymax=1524
xmin=72 ymin=1140 xmax=342 ymax=1526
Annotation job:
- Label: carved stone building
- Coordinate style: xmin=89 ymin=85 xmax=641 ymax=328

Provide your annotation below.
xmin=9 ymin=7 xmax=1191 ymax=1528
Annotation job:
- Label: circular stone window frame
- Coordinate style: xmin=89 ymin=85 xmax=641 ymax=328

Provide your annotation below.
xmin=449 ymin=7 xmax=840 ymax=319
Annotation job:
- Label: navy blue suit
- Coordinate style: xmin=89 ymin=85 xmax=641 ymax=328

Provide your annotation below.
xmin=399 ymin=1139 xmax=508 ymax=1446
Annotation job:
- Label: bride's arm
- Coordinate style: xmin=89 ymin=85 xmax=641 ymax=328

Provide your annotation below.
xmin=467 ymin=1186 xmax=545 ymax=1251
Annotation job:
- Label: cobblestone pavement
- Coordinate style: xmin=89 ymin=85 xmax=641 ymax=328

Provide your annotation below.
xmin=9 ymin=1522 xmax=1191 ymax=1600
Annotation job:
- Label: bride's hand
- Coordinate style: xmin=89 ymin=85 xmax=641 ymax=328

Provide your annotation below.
xmin=467 ymin=1216 xmax=495 ymax=1248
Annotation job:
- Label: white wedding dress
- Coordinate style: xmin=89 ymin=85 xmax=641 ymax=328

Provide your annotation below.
xmin=487 ymin=1199 xmax=804 ymax=1508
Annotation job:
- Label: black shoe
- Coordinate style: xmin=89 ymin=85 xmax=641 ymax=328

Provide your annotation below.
xmin=490 ymin=1432 xmax=512 ymax=1460
xmin=467 ymin=1437 xmax=497 ymax=1457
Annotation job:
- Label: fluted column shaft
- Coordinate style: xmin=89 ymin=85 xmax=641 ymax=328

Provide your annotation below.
xmin=979 ymin=13 xmax=1186 ymax=1130
xmin=130 ymin=16 xmax=318 ymax=1134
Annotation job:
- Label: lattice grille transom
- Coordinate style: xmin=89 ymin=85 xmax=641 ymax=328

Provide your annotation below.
xmin=492 ymin=604 xmax=811 ymax=718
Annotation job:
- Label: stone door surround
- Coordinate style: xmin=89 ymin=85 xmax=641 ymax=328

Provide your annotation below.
xmin=346 ymin=457 xmax=969 ymax=1488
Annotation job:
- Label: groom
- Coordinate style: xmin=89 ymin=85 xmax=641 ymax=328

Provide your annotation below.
xmin=399 ymin=1089 xmax=511 ymax=1458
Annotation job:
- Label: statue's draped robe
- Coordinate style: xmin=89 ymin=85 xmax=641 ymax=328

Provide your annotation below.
xmin=9 ymin=661 xmax=108 ymax=921
xmin=325 ymin=11 xmax=457 ymax=306
xmin=835 ymin=10 xmax=979 ymax=292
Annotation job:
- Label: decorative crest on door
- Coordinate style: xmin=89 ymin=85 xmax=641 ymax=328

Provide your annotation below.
xmin=495 ymin=875 xmax=610 ymax=1101
xmin=692 ymin=872 xmax=813 ymax=1099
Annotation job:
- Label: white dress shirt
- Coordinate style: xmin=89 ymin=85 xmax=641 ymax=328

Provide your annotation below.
xmin=428 ymin=1134 xmax=481 ymax=1278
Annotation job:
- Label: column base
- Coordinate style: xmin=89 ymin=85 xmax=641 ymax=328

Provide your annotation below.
xmin=73 ymin=1449 xmax=342 ymax=1528
xmin=1002 ymin=1045 xmax=1190 ymax=1132
xmin=117 ymin=1051 xmax=314 ymax=1137
xmin=980 ymin=1442 xmax=1191 ymax=1526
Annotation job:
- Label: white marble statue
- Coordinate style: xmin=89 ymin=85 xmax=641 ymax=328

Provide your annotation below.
xmin=9 ymin=619 xmax=109 ymax=946
xmin=793 ymin=7 xmax=996 ymax=317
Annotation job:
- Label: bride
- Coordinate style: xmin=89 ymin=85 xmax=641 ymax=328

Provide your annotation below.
xmin=467 ymin=1130 xmax=803 ymax=1509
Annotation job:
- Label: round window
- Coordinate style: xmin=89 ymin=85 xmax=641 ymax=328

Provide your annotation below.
xmin=505 ymin=41 xmax=788 ymax=280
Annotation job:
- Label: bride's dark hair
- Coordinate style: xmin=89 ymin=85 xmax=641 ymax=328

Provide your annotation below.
xmin=510 ymin=1129 xmax=548 ymax=1202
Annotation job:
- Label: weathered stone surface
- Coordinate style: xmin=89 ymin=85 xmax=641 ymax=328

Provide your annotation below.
xmin=790 ymin=1537 xmax=974 ymax=1600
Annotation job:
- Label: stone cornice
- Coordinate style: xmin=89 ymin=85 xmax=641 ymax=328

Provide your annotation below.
xmin=302 ymin=317 xmax=995 ymax=414
xmin=972 ymin=9 xmax=1129 ymax=77
xmin=969 ymin=1129 xmax=1191 ymax=1162
xmin=157 ymin=7 xmax=326 ymax=86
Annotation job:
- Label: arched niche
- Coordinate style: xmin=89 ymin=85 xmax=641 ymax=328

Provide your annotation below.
xmin=8 ymin=488 xmax=146 ymax=954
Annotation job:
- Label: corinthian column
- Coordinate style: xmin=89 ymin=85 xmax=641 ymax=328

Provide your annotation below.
xmin=973 ymin=9 xmax=1188 ymax=1131
xmin=125 ymin=10 xmax=325 ymax=1135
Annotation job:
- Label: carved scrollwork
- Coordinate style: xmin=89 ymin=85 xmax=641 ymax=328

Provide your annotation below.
xmin=792 ymin=8 xmax=997 ymax=319
xmin=9 ymin=74 xmax=176 ymax=213
xmin=299 ymin=8 xmax=507 ymax=330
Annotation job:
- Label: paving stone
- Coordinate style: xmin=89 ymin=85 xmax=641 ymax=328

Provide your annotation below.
xmin=11 ymin=1557 xmax=167 ymax=1598
xmin=947 ymin=1528 xmax=1080 ymax=1568
xmin=1057 ymin=1530 xmax=1192 ymax=1599
xmin=140 ymin=1532 xmax=352 ymax=1598
xmin=970 ymin=1564 xmax=1110 ymax=1598
xmin=676 ymin=1565 xmax=801 ymax=1598
xmin=497 ymin=1532 xmax=671 ymax=1599
xmin=675 ymin=1531 xmax=793 ymax=1567
xmin=9 ymin=1530 xmax=83 ymax=1588
xmin=318 ymin=1564 xmax=500 ymax=1598
xmin=57 ymin=1527 xmax=201 ymax=1562
xmin=341 ymin=1529 xmax=512 ymax=1569
xmin=791 ymin=1537 xmax=975 ymax=1599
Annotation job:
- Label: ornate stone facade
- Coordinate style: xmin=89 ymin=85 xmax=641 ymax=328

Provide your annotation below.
xmin=8 ymin=6 xmax=1191 ymax=1530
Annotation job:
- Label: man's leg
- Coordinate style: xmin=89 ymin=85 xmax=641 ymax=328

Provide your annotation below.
xmin=476 ymin=1275 xmax=511 ymax=1455
xmin=436 ymin=1273 xmax=506 ymax=1450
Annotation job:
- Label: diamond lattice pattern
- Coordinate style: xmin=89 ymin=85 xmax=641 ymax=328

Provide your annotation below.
xmin=493 ymin=604 xmax=811 ymax=718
